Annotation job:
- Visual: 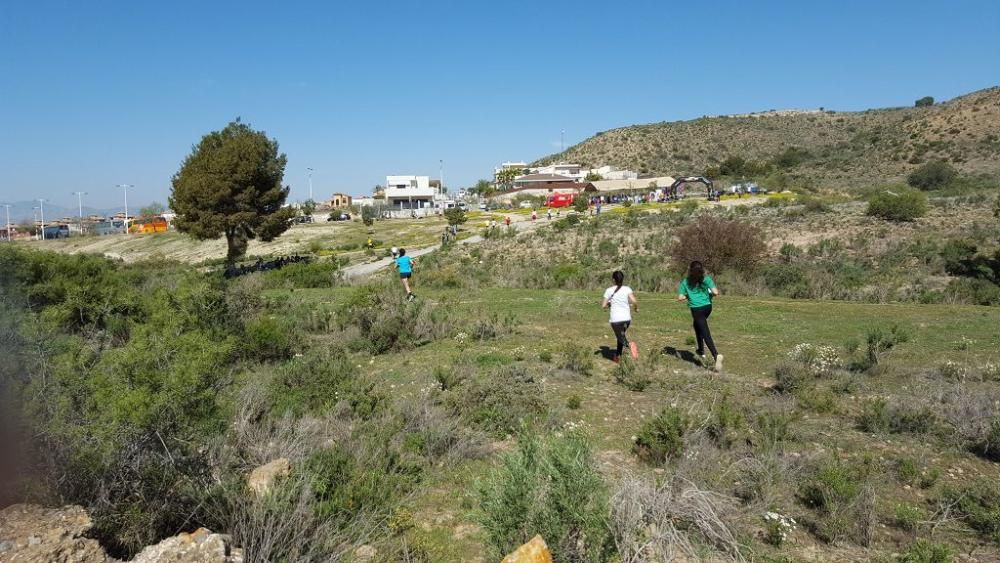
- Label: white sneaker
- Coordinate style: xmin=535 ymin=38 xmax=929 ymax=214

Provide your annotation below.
xmin=697 ymin=354 xmax=707 ymax=366
xmin=714 ymin=354 xmax=724 ymax=372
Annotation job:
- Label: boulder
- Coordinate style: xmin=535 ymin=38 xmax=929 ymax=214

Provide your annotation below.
xmin=0 ymin=503 xmax=114 ymax=562
xmin=501 ymin=535 xmax=553 ymax=563
xmin=247 ymin=458 xmax=291 ymax=497
xmin=353 ymin=544 xmax=377 ymax=562
xmin=131 ymin=528 xmax=242 ymax=563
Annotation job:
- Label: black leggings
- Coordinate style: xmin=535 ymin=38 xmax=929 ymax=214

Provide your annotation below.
xmin=611 ymin=321 xmax=630 ymax=357
xmin=690 ymin=305 xmax=718 ymax=358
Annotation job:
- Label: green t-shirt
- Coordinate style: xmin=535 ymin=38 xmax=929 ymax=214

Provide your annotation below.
xmin=678 ymin=275 xmax=716 ymax=308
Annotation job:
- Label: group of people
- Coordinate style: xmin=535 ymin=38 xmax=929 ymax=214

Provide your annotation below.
xmin=389 ymin=244 xmax=722 ymax=370
xmin=602 ymin=261 xmax=723 ymax=371
xmin=222 ymin=255 xmax=311 ymax=279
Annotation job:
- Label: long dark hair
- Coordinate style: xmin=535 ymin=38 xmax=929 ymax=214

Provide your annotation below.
xmin=687 ymin=261 xmax=705 ymax=288
xmin=610 ymin=270 xmax=625 ymax=295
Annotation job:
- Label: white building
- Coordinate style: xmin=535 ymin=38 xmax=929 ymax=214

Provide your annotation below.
xmin=535 ymin=163 xmax=584 ymax=179
xmin=493 ymin=161 xmax=530 ymax=178
xmin=385 ymin=175 xmax=436 ymax=210
xmin=588 ymin=165 xmax=638 ymax=181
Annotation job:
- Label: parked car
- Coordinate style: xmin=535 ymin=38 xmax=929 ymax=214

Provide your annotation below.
xmin=478 ymin=203 xmax=487 ymax=210
xmin=327 ymin=212 xmax=351 ymax=222
xmin=518 ymin=201 xmax=534 ymax=209
xmin=294 ymin=215 xmax=314 ymax=224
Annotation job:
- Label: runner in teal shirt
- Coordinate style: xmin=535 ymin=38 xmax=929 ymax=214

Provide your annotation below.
xmin=678 ymin=275 xmax=716 ymax=308
xmin=394 ymin=248 xmax=416 ymax=300
xmin=677 ymin=261 xmax=723 ymax=371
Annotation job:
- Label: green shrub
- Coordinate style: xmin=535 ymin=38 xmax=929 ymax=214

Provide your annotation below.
xmin=612 ymin=356 xmax=652 ymax=391
xmin=914 ymin=96 xmax=934 ymax=108
xmin=867 ymin=188 xmax=928 ymax=221
xmin=476 ymin=432 xmax=611 ymax=562
xmin=754 ymin=411 xmax=794 ymax=453
xmin=433 ymin=365 xmax=464 ymax=391
xmin=259 ymin=260 xmax=341 ymax=289
xmin=340 ymin=281 xmax=453 ymax=354
xmin=707 ymin=393 xmax=745 ymax=448
xmin=268 ymin=347 xmax=379 ymax=418
xmin=939 ymin=482 xmax=1000 ymax=542
xmin=242 ymin=316 xmax=296 ymax=361
xmin=558 ymin=342 xmax=594 ymax=376
xmin=633 ymin=407 xmax=690 ymax=465
xmin=447 ymin=365 xmax=547 ymax=436
xmin=797 ymin=458 xmax=873 ymax=543
xmin=907 ymin=160 xmax=957 ymax=191
xmin=893 ymin=503 xmax=925 ymax=532
xmin=469 ymin=312 xmax=516 ymax=341
xmin=857 ymin=398 xmax=936 ymax=434
xmin=566 ymin=394 xmax=582 ymax=410
xmin=898 ymin=539 xmax=953 ymax=563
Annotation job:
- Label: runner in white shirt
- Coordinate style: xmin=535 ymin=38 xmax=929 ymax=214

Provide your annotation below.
xmin=602 ymin=270 xmax=639 ymax=363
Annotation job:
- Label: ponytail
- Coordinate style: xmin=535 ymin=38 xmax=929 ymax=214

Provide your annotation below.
xmin=610 ymin=270 xmax=625 ymax=296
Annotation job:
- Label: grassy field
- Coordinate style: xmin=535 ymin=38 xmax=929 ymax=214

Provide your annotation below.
xmin=274 ymin=284 xmax=1000 ymax=561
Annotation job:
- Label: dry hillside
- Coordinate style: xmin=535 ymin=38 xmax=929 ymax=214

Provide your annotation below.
xmin=536 ymin=87 xmax=1000 ymax=188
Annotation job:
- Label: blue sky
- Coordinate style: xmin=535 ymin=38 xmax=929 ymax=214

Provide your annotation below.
xmin=1 ymin=0 xmax=998 ymax=210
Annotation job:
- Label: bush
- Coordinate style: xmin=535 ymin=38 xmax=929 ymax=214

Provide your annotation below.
xmin=339 ymin=281 xmax=453 ymax=354
xmin=612 ymin=356 xmax=653 ymax=391
xmin=476 ymin=432 xmax=611 ymax=562
xmin=798 ymin=458 xmax=874 ymax=543
xmin=857 ymin=398 xmax=936 ymax=434
xmin=907 ymin=160 xmax=958 ymax=191
xmin=754 ymin=411 xmax=795 ymax=453
xmin=898 ymin=539 xmax=954 ymax=563
xmin=914 ymin=96 xmax=935 ymax=108
xmin=867 ymin=188 xmax=928 ymax=221
xmin=572 ymin=195 xmax=588 ymax=213
xmin=893 ymin=503 xmax=925 ymax=532
xmin=558 ymin=342 xmax=594 ymax=376
xmin=444 ymin=207 xmax=467 ymax=227
xmin=670 ymin=216 xmax=767 ymax=275
xmin=268 ymin=347 xmax=378 ymax=418
xmin=258 ymin=260 xmax=341 ymax=289
xmin=939 ymin=481 xmax=1000 ymax=542
xmin=447 ymin=365 xmax=547 ymax=436
xmin=633 ymin=407 xmax=690 ymax=465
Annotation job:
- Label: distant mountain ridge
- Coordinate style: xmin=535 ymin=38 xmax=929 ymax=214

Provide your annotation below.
xmin=535 ymin=87 xmax=1000 ymax=188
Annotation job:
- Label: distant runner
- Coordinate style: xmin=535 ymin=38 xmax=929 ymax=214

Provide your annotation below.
xmin=677 ymin=261 xmax=722 ymax=371
xmin=391 ymin=246 xmax=399 ymax=259
xmin=394 ymin=248 xmax=416 ymax=301
xmin=602 ymin=270 xmax=639 ymax=363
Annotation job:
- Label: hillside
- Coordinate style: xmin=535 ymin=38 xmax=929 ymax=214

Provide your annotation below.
xmin=536 ymin=87 xmax=1000 ymax=188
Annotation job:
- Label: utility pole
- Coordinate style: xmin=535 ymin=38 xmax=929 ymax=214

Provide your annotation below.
xmin=307 ymin=167 xmax=314 ymax=202
xmin=561 ymin=129 xmax=565 ymax=153
xmin=73 ymin=191 xmax=88 ymax=232
xmin=116 ymin=184 xmax=133 ymax=233
xmin=2 ymin=204 xmax=11 ymax=241
xmin=439 ymin=159 xmax=444 ymax=199
xmin=37 ymin=199 xmax=47 ymax=240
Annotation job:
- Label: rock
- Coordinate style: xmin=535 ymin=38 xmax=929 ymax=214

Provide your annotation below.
xmin=501 ymin=535 xmax=553 ymax=563
xmin=353 ymin=544 xmax=377 ymax=562
xmin=132 ymin=527 xmax=242 ymax=563
xmin=247 ymin=458 xmax=291 ymax=497
xmin=0 ymin=503 xmax=114 ymax=562
xmin=0 ymin=504 xmax=242 ymax=563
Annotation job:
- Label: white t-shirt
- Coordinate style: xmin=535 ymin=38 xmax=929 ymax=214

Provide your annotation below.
xmin=603 ymin=285 xmax=633 ymax=323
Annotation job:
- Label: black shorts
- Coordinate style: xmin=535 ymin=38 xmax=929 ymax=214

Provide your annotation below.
xmin=400 ymin=272 xmax=411 ymax=279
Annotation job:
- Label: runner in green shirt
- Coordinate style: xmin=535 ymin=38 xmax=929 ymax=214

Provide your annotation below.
xmin=677 ymin=261 xmax=723 ymax=371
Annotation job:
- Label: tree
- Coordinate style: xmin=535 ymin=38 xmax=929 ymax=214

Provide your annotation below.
xmin=361 ymin=205 xmax=377 ymax=227
xmin=584 ymin=172 xmax=603 ymax=182
xmin=444 ymin=207 xmax=467 ymax=227
xmin=472 ymin=179 xmax=496 ymax=198
xmin=169 ymin=119 xmax=295 ymax=263
xmin=907 ymin=160 xmax=958 ymax=191
xmin=495 ymin=168 xmax=521 ymax=190
xmin=670 ymin=216 xmax=766 ymax=275
xmin=139 ymin=202 xmax=166 ymax=217
xmin=915 ymin=96 xmax=934 ymax=108
xmin=572 ymin=194 xmax=588 ymax=213
xmin=301 ymin=199 xmax=317 ymax=216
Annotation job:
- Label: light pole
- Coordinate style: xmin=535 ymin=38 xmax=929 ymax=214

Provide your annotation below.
xmin=561 ymin=129 xmax=565 ymax=153
xmin=1 ymin=204 xmax=11 ymax=241
xmin=439 ymin=159 xmax=444 ymax=200
xmin=116 ymin=184 xmax=133 ymax=233
xmin=73 ymin=191 xmax=88 ymax=233
xmin=37 ymin=199 xmax=47 ymax=240
xmin=306 ymin=168 xmax=314 ymax=202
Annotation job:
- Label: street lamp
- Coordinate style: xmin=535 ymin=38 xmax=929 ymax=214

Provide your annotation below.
xmin=37 ymin=199 xmax=47 ymax=240
xmin=306 ymin=167 xmax=314 ymax=202
xmin=116 ymin=184 xmax=134 ymax=233
xmin=73 ymin=191 xmax=88 ymax=232
xmin=1 ymin=204 xmax=11 ymax=241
